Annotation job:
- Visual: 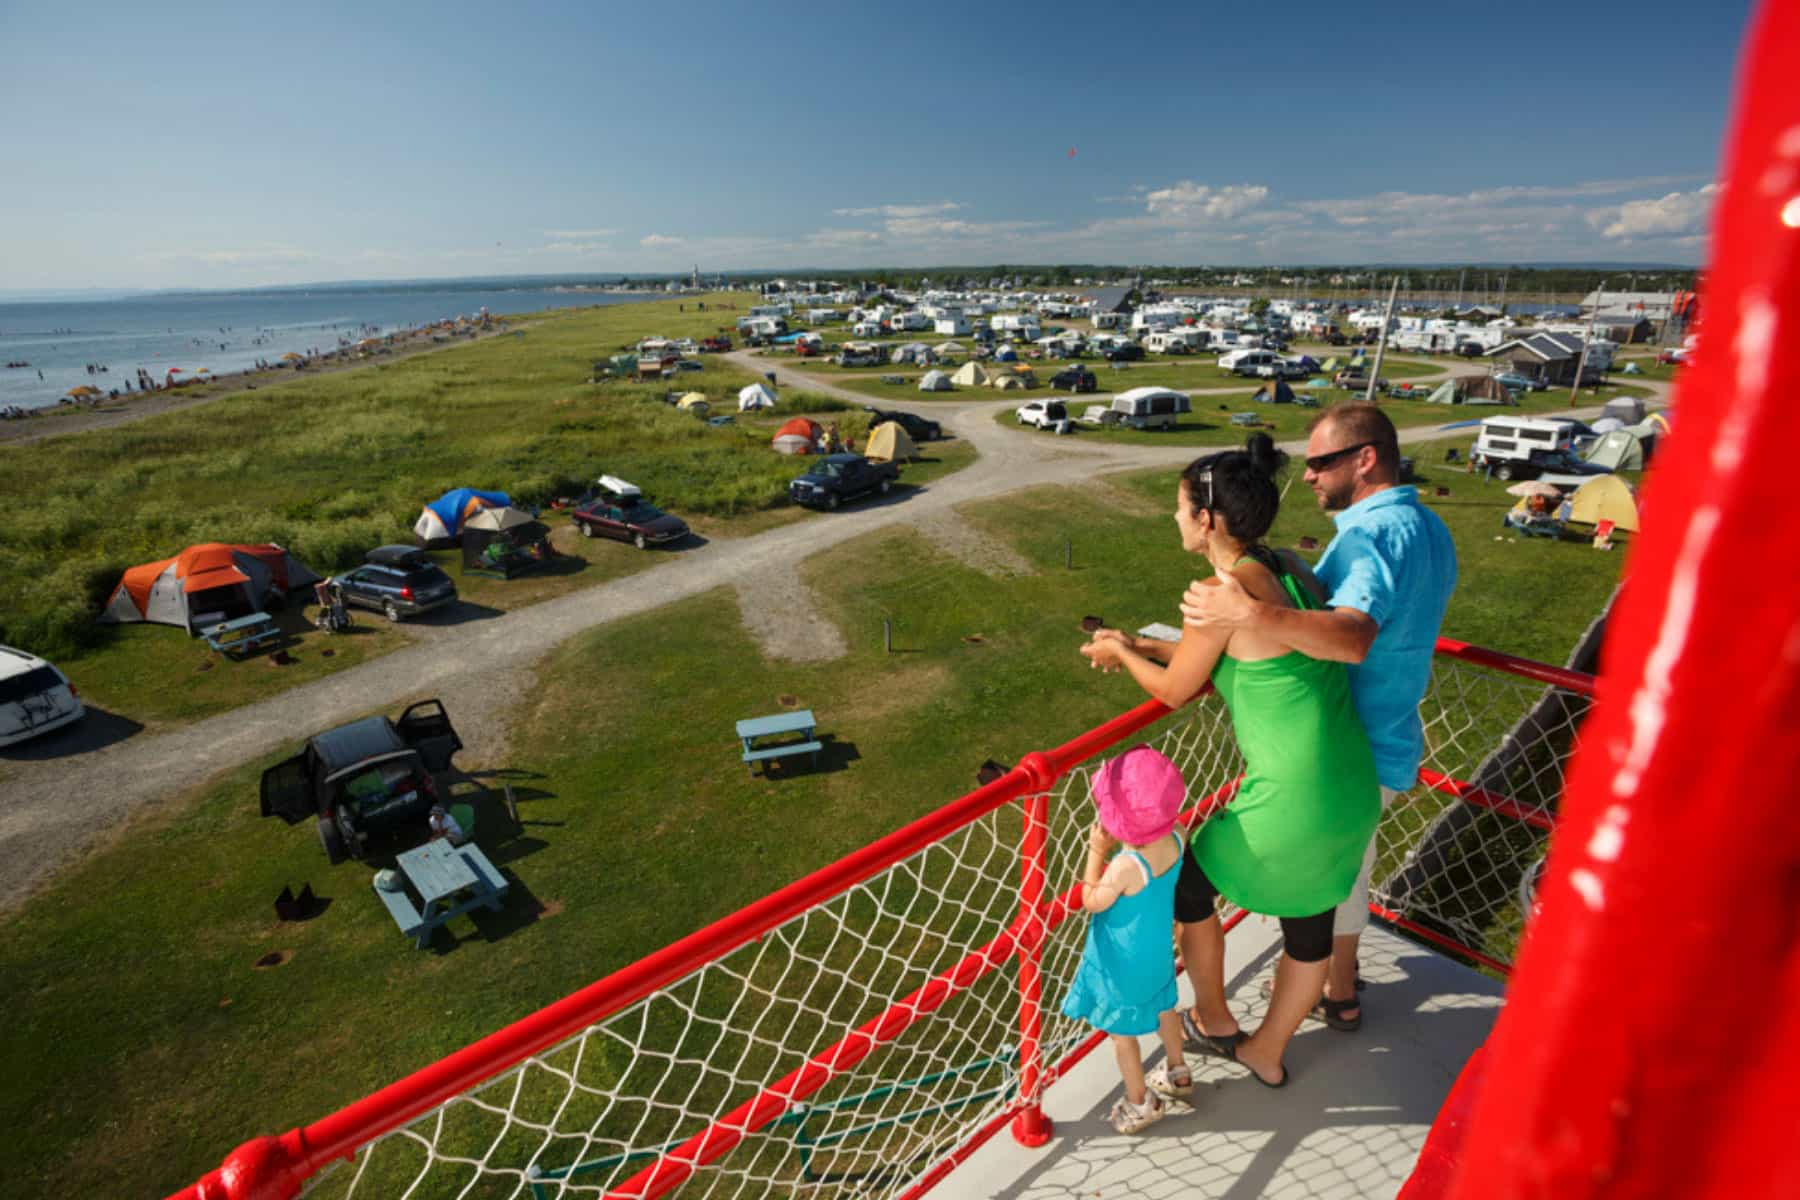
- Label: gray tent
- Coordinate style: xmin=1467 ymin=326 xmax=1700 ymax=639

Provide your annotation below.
xmin=1424 ymin=375 xmax=1516 ymax=405
xmin=918 ymin=369 xmax=953 ymax=392
xmin=1602 ymin=396 xmax=1646 ymax=424
xmin=1584 ymin=429 xmax=1645 ymax=472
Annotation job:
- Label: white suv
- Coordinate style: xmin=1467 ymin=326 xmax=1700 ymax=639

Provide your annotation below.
xmin=0 ymin=645 xmax=85 ymax=748
xmin=1016 ymin=399 xmax=1069 ymax=429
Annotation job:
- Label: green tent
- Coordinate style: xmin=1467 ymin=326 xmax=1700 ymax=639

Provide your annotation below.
xmin=1321 ymin=356 xmax=1342 ymax=372
xmin=1584 ymin=430 xmax=1645 ymax=471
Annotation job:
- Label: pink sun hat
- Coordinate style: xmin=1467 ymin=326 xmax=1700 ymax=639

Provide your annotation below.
xmin=1092 ymin=745 xmax=1187 ymax=845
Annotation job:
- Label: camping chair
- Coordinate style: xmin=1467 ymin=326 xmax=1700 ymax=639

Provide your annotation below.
xmin=1503 ymin=508 xmax=1565 ymax=539
xmin=449 ymin=803 xmax=476 ymax=845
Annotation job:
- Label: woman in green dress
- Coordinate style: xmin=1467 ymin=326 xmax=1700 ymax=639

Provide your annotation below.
xmin=1082 ymin=434 xmax=1379 ymax=1089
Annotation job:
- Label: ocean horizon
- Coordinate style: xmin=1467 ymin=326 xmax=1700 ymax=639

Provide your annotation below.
xmin=0 ymin=284 xmax=667 ymax=412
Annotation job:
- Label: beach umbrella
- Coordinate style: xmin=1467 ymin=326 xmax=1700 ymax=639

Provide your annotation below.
xmin=167 ymin=367 xmax=185 ymax=377
xmin=66 ymin=385 xmax=101 ymax=398
xmin=281 ymin=352 xmax=304 ymax=362
xmin=1506 ymin=480 xmax=1565 ymax=498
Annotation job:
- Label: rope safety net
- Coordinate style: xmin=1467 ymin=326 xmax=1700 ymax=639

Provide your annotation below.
xmin=283 ymin=650 xmax=1584 ymax=1200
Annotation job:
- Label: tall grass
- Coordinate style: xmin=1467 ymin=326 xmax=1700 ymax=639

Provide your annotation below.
xmin=0 ymin=298 xmax=862 ymax=660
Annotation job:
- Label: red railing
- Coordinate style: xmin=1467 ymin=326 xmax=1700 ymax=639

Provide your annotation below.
xmin=170 ymin=638 xmax=1588 ymax=1200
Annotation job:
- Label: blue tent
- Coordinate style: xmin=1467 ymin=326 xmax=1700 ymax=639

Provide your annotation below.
xmin=414 ymin=487 xmax=510 ymax=547
xmin=993 ymin=345 xmax=1018 ymax=362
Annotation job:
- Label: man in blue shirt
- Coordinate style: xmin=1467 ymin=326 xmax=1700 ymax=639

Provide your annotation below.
xmin=1180 ymin=403 xmax=1457 ymax=1030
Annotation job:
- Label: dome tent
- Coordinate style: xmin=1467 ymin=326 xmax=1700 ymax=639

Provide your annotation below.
xmin=1567 ymin=474 xmax=1640 ymax=531
xmin=100 ymin=543 xmax=321 ymax=633
xmin=918 ymin=369 xmax=953 ymax=392
xmin=771 ymin=417 xmax=821 ymax=455
xmin=414 ymin=487 xmax=510 ymax=547
xmin=865 ymin=420 xmax=919 ymax=464
xmin=737 ymin=382 xmax=777 ymax=411
xmin=950 ymin=362 xmax=992 ymax=387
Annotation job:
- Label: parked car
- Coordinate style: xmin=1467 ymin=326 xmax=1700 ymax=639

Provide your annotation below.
xmin=1333 ymin=369 xmax=1386 ymax=390
xmin=1490 ymin=371 xmax=1547 ymax=393
xmin=332 ymin=546 xmax=457 ymax=622
xmin=259 ymin=700 xmax=463 ymax=863
xmin=1049 ymin=367 xmax=1098 ymax=393
xmin=1103 ymin=343 xmax=1145 ymax=362
xmin=674 ymin=359 xmax=705 ymax=372
xmin=1454 ymin=341 xmax=1486 ymax=357
xmin=788 ymin=453 xmax=900 ymax=510
xmin=569 ymin=477 xmax=691 ymax=549
xmin=1016 ymin=399 xmax=1071 ymax=429
xmin=1386 ymin=382 xmax=1436 ymax=400
xmin=1656 ymin=348 xmax=1689 ymax=365
xmin=1322 ymin=330 xmax=1349 ymax=346
xmin=699 ymin=336 xmax=733 ymax=352
xmin=863 ymin=408 xmax=942 ymax=442
xmin=0 ymin=644 xmax=85 ymax=748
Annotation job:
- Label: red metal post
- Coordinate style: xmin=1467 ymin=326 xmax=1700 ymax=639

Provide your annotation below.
xmin=1009 ymin=751 xmax=1056 ymax=1147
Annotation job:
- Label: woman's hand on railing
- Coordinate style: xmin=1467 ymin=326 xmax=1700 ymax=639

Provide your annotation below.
xmin=1081 ymin=629 xmax=1129 ymax=673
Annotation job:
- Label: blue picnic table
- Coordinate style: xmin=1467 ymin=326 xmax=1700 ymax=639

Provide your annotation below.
xmin=375 ymin=840 xmax=510 ymax=949
xmin=201 ymin=611 xmax=281 ymax=658
xmin=735 ymin=709 xmax=821 ymax=775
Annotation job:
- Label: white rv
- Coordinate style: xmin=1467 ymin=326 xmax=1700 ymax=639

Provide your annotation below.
xmin=1471 ymin=417 xmax=1582 ymax=480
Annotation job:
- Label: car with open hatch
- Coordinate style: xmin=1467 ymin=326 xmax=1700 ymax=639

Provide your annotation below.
xmin=332 ymin=545 xmax=457 ymax=622
xmin=569 ymin=475 xmax=691 ymax=549
xmin=0 ymin=644 xmax=85 ymax=749
xmin=1016 ymin=399 xmax=1072 ymax=429
xmin=259 ymin=700 xmax=463 ymax=863
xmin=788 ymin=453 xmax=899 ymax=510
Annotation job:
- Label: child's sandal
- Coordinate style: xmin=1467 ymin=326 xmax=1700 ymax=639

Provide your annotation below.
xmin=1146 ymin=1064 xmax=1193 ymax=1100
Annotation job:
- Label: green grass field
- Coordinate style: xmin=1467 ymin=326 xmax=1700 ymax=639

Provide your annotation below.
xmin=0 ymin=452 xmax=1632 ymax=1197
xmin=0 ymin=295 xmax=978 ymax=726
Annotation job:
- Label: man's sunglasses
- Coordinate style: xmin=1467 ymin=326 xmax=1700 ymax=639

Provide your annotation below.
xmin=1304 ymin=441 xmax=1376 ymax=472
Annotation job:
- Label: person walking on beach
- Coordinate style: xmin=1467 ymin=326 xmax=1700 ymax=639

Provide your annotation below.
xmin=1178 ymin=404 xmax=1456 ymax=1031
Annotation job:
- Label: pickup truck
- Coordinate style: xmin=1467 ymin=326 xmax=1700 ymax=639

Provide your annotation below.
xmin=700 ymin=336 xmax=733 ymax=353
xmin=788 ymin=454 xmax=899 ymax=510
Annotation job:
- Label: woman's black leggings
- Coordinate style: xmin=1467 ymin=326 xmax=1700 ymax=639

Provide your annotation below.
xmin=1173 ymin=850 xmax=1335 ymax=964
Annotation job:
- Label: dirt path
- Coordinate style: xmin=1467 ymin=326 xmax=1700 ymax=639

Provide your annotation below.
xmin=0 ymin=362 xmax=1671 ymax=911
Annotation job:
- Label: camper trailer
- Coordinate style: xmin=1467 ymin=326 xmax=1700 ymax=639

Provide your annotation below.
xmin=1090 ymin=311 xmax=1126 ymax=330
xmin=1110 ymin=387 xmax=1191 ymax=431
xmin=1471 ymin=416 xmax=1583 ymax=481
xmin=890 ymin=311 xmax=930 ymax=332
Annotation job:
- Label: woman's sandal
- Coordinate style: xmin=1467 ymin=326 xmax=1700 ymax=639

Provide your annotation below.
xmin=1232 ymin=1041 xmax=1290 ymax=1089
xmin=1179 ymin=1009 xmax=1246 ymax=1061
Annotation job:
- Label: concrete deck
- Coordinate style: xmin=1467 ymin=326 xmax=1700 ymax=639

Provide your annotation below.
xmin=941 ymin=923 xmax=1504 ymax=1199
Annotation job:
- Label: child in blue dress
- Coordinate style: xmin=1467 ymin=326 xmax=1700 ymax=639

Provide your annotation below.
xmin=1061 ymin=745 xmax=1193 ymax=1134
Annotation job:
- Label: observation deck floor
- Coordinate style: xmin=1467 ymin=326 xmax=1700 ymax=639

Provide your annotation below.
xmin=942 ymin=922 xmax=1503 ymax=1199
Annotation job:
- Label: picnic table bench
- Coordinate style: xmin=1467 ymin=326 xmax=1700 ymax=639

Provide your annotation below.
xmin=201 ymin=611 xmax=281 ymax=658
xmin=736 ymin=709 xmax=821 ymax=776
xmin=376 ymin=840 xmax=509 ymax=949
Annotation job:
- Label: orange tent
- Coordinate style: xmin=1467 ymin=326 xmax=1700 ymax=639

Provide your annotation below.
xmin=771 ymin=417 xmax=822 ymax=455
xmin=100 ymin=543 xmax=321 ymax=632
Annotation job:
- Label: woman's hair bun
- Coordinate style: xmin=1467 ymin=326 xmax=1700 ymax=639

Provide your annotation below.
xmin=1244 ymin=432 xmax=1286 ymax=478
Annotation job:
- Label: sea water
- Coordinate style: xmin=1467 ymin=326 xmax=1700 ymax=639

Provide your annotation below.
xmin=0 ymin=283 xmax=666 ymax=412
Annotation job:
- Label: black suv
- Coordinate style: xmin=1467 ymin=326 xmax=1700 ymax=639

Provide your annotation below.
xmin=788 ymin=453 xmax=900 ymax=510
xmin=260 ymin=700 xmax=462 ymax=863
xmin=1050 ymin=367 xmax=1097 ymax=393
xmin=1104 ymin=344 xmax=1146 ymax=362
xmin=333 ymin=545 xmax=457 ymax=622
xmin=863 ymin=408 xmax=942 ymax=442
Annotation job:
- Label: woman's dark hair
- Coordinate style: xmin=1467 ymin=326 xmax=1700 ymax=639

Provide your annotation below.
xmin=1181 ymin=433 xmax=1287 ymax=546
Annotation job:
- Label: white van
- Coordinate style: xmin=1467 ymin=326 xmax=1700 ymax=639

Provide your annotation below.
xmin=0 ymin=645 xmax=85 ymax=748
xmin=1471 ymin=417 xmax=1580 ymax=480
xmin=1111 ymin=386 xmax=1191 ymax=430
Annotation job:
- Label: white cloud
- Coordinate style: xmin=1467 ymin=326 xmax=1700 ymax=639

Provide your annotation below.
xmin=543 ymin=228 xmax=618 ymax=239
xmin=802 ymin=228 xmax=884 ymax=246
xmin=1594 ymin=183 xmax=1721 ymax=239
xmin=833 ymin=201 xmax=963 ymax=218
xmin=640 ymin=233 xmax=685 ymax=247
xmin=883 ymin=217 xmax=1047 ymax=238
xmin=1142 ymin=182 xmax=1269 ymax=222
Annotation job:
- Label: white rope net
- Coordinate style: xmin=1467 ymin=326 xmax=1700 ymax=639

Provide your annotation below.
xmin=303 ymin=656 xmax=1580 ymax=1200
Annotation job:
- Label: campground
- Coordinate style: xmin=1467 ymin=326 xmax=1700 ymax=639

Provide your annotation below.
xmin=0 ymin=292 xmax=1672 ymax=1197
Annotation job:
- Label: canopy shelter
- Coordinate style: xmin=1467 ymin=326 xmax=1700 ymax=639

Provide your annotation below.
xmin=463 ymin=505 xmax=537 ymax=533
xmin=100 ymin=543 xmax=321 ymax=633
xmin=461 ymin=513 xmax=552 ymax=573
xmin=737 ymin=382 xmax=777 ymax=411
xmin=414 ymin=487 xmax=510 ymax=547
xmin=1425 ymin=376 xmax=1516 ymax=405
xmin=864 ymin=421 xmax=919 ymax=464
xmin=1583 ymin=429 xmax=1646 ymax=471
xmin=771 ymin=417 xmax=821 ymax=456
xmin=918 ymin=369 xmax=953 ymax=392
xmin=1567 ymin=474 xmax=1640 ymax=532
xmin=950 ymin=362 xmax=992 ymax=388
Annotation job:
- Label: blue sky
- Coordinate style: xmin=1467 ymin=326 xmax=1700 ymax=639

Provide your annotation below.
xmin=0 ymin=0 xmax=1753 ymax=289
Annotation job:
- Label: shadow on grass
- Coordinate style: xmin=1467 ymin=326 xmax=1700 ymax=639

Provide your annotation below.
xmin=753 ymin=734 xmax=861 ymax=779
xmin=0 ymin=705 xmax=144 ymax=760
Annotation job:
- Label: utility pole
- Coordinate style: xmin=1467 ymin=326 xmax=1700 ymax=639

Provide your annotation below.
xmin=1365 ymin=277 xmax=1400 ymax=404
xmin=1569 ymin=278 xmax=1607 ymax=408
